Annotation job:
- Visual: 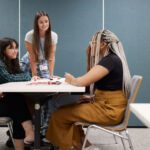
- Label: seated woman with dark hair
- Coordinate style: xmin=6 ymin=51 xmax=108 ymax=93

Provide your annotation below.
xmin=0 ymin=38 xmax=34 ymax=150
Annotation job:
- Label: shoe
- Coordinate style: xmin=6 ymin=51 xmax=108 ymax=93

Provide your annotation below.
xmin=6 ymin=131 xmax=33 ymax=149
xmin=24 ymin=141 xmax=34 ymax=145
xmin=24 ymin=139 xmax=34 ymax=147
xmin=45 ymin=142 xmax=55 ymax=150
xmin=40 ymin=136 xmax=55 ymax=149
xmin=6 ymin=130 xmax=10 ymax=136
xmin=5 ymin=137 xmax=14 ymax=148
xmin=41 ymin=138 xmax=51 ymax=147
xmin=24 ymin=135 xmax=34 ymax=145
xmin=24 ymin=146 xmax=32 ymax=150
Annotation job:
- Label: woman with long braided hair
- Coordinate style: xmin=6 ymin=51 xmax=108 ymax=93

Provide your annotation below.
xmin=46 ymin=29 xmax=131 ymax=150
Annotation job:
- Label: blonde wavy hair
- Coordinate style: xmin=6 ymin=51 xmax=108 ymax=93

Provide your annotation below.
xmin=87 ymin=29 xmax=131 ymax=98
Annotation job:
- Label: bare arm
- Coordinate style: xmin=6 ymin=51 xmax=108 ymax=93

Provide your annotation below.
xmin=25 ymin=41 xmax=37 ymax=76
xmin=65 ymin=65 xmax=109 ymax=86
xmin=48 ymin=44 xmax=56 ymax=78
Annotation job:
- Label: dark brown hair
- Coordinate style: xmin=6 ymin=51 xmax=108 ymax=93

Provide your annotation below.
xmin=33 ymin=11 xmax=52 ymax=62
xmin=0 ymin=37 xmax=21 ymax=74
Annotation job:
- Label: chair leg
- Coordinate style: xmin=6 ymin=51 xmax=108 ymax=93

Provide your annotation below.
xmin=82 ymin=126 xmax=91 ymax=150
xmin=113 ymin=134 xmax=117 ymax=144
xmin=125 ymin=130 xmax=134 ymax=150
xmin=82 ymin=132 xmax=88 ymax=150
xmin=119 ymin=132 xmax=127 ymax=150
xmin=7 ymin=122 xmax=15 ymax=146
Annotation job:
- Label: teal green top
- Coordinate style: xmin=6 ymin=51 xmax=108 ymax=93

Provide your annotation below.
xmin=0 ymin=59 xmax=31 ymax=84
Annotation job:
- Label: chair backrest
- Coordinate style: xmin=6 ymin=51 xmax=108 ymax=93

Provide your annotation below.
xmin=121 ymin=75 xmax=143 ymax=129
xmin=0 ymin=117 xmax=12 ymax=125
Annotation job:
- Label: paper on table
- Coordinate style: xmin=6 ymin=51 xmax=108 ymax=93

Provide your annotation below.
xmin=27 ymin=76 xmax=64 ymax=85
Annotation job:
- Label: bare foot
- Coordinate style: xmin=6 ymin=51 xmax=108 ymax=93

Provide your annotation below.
xmin=24 ymin=129 xmax=34 ymax=144
xmin=22 ymin=120 xmax=34 ymax=144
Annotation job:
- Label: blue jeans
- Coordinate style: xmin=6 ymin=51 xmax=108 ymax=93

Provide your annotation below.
xmin=41 ymin=94 xmax=80 ymax=135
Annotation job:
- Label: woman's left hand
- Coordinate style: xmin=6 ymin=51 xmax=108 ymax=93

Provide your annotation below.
xmin=31 ymin=76 xmax=41 ymax=81
xmin=64 ymin=73 xmax=74 ymax=84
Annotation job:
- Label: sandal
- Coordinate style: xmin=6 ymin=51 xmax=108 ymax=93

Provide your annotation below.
xmin=24 ymin=137 xmax=34 ymax=145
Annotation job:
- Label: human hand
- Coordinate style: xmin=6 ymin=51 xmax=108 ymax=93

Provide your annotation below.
xmin=77 ymin=94 xmax=95 ymax=104
xmin=31 ymin=76 xmax=41 ymax=81
xmin=64 ymin=72 xmax=74 ymax=84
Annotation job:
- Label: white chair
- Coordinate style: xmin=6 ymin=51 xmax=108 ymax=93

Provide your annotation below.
xmin=0 ymin=117 xmax=15 ymax=146
xmin=75 ymin=75 xmax=143 ymax=150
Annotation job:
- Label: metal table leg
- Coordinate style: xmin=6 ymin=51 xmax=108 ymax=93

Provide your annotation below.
xmin=33 ymin=102 xmax=41 ymax=150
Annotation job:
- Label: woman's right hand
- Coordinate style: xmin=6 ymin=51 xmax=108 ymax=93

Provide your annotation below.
xmin=64 ymin=73 xmax=74 ymax=84
xmin=77 ymin=94 xmax=95 ymax=103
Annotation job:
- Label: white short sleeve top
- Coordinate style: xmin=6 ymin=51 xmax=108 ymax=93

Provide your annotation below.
xmin=25 ymin=29 xmax=58 ymax=45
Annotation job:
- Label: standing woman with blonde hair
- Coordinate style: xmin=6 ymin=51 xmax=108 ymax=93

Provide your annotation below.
xmin=46 ymin=29 xmax=131 ymax=150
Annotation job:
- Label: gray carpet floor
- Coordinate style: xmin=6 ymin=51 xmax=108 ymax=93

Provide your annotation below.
xmin=0 ymin=127 xmax=150 ymax=150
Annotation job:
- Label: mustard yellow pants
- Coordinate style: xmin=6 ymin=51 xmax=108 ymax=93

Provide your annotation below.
xmin=46 ymin=90 xmax=127 ymax=149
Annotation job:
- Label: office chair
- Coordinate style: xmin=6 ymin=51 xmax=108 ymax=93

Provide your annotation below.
xmin=75 ymin=75 xmax=143 ymax=150
xmin=0 ymin=117 xmax=15 ymax=146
